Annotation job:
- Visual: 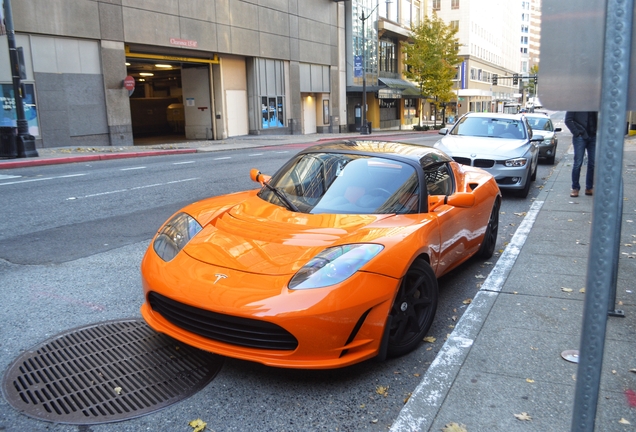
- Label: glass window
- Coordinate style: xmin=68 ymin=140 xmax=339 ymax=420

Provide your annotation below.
xmin=257 ymin=59 xmax=285 ymax=129
xmin=451 ymin=0 xmax=460 ymax=9
xmin=432 ymin=0 xmax=441 ymax=11
xmin=424 ymin=163 xmax=454 ymax=196
xmin=379 ymin=38 xmax=397 ymax=73
xmin=0 ymin=83 xmax=39 ymax=136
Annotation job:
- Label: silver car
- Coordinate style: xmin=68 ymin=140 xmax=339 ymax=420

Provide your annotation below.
xmin=525 ymin=113 xmax=562 ymax=165
xmin=434 ymin=112 xmax=542 ymax=198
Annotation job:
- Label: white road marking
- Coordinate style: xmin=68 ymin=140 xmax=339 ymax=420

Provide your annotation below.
xmin=249 ymin=153 xmax=264 ymax=156
xmin=275 ymin=151 xmax=289 ymax=154
xmin=120 ymin=166 xmax=146 ymax=171
xmin=66 ymin=177 xmax=199 ymax=200
xmin=0 ymin=173 xmax=86 ymax=186
xmin=0 ymin=174 xmax=21 ymax=180
xmin=213 ymin=157 xmax=232 ymax=160
xmin=173 ymin=161 xmax=195 ymax=165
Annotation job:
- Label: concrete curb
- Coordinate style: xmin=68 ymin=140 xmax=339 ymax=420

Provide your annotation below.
xmin=0 ymin=148 xmax=198 ymax=169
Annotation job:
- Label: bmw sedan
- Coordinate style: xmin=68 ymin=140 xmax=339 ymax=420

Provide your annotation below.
xmin=434 ymin=112 xmax=543 ymax=198
xmin=525 ymin=113 xmax=562 ymax=165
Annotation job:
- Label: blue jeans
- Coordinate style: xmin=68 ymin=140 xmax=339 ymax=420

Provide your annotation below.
xmin=571 ymin=135 xmax=596 ymax=190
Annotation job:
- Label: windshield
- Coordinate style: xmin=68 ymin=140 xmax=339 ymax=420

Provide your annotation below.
xmin=526 ymin=117 xmax=553 ymax=132
xmin=451 ymin=116 xmax=527 ymax=139
xmin=258 ymin=153 xmax=420 ymax=215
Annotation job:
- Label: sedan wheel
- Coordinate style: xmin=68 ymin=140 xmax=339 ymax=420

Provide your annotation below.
xmin=387 ymin=259 xmax=438 ymax=357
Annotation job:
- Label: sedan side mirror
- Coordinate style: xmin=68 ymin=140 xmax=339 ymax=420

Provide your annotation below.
xmin=554 ymin=127 xmax=562 ymax=132
xmin=438 ymin=128 xmax=449 ymax=135
xmin=530 ymin=134 xmax=544 ymax=142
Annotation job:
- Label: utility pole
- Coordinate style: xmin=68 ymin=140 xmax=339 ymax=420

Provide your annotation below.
xmin=2 ymin=0 xmax=38 ymax=158
xmin=359 ymin=3 xmax=380 ymax=135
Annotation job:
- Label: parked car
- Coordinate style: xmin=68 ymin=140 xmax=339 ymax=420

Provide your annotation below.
xmin=140 ymin=141 xmax=501 ymax=369
xmin=434 ymin=112 xmax=542 ymax=198
xmin=525 ymin=112 xmax=562 ymax=164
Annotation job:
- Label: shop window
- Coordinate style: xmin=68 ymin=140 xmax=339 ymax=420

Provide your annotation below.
xmin=257 ymin=59 xmax=286 ymax=129
xmin=1 ymin=83 xmax=39 ymax=136
xmin=262 ymin=96 xmax=285 ymax=129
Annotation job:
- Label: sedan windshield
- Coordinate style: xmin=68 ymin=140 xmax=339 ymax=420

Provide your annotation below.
xmin=258 ymin=153 xmax=420 ymax=215
xmin=451 ymin=117 xmax=527 ymax=139
xmin=526 ymin=117 xmax=553 ymax=132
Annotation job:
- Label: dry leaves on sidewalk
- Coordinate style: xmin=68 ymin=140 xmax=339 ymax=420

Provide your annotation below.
xmin=514 ymin=412 xmax=532 ymax=421
xmin=441 ymin=422 xmax=468 ymax=432
xmin=189 ymin=418 xmax=207 ymax=432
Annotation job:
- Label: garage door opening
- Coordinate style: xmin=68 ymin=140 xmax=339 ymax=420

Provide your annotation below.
xmin=126 ymin=60 xmax=191 ymax=145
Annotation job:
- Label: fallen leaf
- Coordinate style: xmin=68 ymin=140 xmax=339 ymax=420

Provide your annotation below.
xmin=462 ymin=298 xmax=472 ymax=305
xmin=376 ymin=385 xmax=389 ymax=397
xmin=562 ymin=287 xmax=573 ymax=292
xmin=475 ymin=274 xmax=486 ymax=279
xmin=404 ymin=392 xmax=412 ymax=404
xmin=451 ymin=315 xmax=458 ymax=322
xmin=579 ymin=288 xmax=586 ymax=293
xmin=526 ymin=378 xmax=535 ymax=383
xmin=360 ymin=404 xmax=366 ymax=408
xmin=372 ymin=419 xmax=378 ymax=423
xmin=629 ymin=369 xmax=636 ymax=374
xmin=441 ymin=422 xmax=468 ymax=432
xmin=618 ymin=418 xmax=631 ymax=425
xmin=514 ymin=412 xmax=532 ymax=421
xmin=189 ymin=419 xmax=207 ymax=432
xmin=113 ymin=387 xmax=122 ymax=395
xmin=414 ymin=373 xmax=420 ymax=377
xmin=514 ymin=212 xmax=526 ymax=216
xmin=423 ymin=336 xmax=436 ymax=343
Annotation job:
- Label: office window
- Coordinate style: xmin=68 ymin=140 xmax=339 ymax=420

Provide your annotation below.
xmin=401 ymin=0 xmax=411 ymax=27
xmin=432 ymin=0 xmax=440 ymax=11
xmin=450 ymin=20 xmax=459 ymax=31
xmin=379 ymin=38 xmax=398 ymax=73
xmin=451 ymin=0 xmax=460 ymax=9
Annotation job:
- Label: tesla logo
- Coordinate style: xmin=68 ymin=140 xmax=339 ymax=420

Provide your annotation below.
xmin=213 ymin=273 xmax=227 ymax=284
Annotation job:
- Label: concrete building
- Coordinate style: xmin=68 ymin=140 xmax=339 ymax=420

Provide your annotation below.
xmin=0 ymin=0 xmax=346 ymax=149
xmin=431 ymin=0 xmax=522 ymax=115
xmin=342 ymin=0 xmax=425 ymax=131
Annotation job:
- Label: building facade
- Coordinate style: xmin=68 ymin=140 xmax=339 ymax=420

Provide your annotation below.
xmin=432 ymin=0 xmax=521 ymax=115
xmin=0 ymin=0 xmax=345 ymax=149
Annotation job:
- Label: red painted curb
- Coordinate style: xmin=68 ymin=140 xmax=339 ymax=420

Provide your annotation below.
xmin=0 ymin=149 xmax=197 ymax=169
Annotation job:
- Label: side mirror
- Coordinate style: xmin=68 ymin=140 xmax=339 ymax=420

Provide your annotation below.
xmin=530 ymin=134 xmax=544 ymax=142
xmin=428 ymin=192 xmax=475 ymax=211
xmin=438 ymin=128 xmax=449 ymax=135
xmin=250 ymin=168 xmax=271 ymax=184
xmin=554 ymin=127 xmax=562 ymax=132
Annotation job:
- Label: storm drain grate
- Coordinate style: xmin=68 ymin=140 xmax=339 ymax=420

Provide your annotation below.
xmin=2 ymin=319 xmax=224 ymax=425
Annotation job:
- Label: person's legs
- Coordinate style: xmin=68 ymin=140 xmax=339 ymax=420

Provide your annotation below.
xmin=571 ymin=136 xmax=586 ymax=191
xmin=584 ymin=137 xmax=596 ymax=191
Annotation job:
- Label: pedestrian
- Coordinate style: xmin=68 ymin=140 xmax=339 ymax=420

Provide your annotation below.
xmin=564 ymin=111 xmax=598 ymax=197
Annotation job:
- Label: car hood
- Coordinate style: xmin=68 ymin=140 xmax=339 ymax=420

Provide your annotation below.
xmin=435 ymin=135 xmax=529 ymax=159
xmin=183 ymin=195 xmax=411 ymax=276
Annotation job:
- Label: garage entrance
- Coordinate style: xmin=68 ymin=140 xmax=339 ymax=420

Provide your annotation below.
xmin=125 ymin=50 xmax=218 ymax=144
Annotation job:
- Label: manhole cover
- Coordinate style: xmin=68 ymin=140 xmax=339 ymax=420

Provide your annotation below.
xmin=2 ymin=319 xmax=224 ymax=425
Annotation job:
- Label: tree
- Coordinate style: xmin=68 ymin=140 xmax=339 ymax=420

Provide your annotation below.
xmin=402 ymin=14 xmax=460 ymax=127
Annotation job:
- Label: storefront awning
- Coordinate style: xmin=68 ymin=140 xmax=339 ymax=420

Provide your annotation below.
xmin=378 ymin=78 xmax=423 ymax=98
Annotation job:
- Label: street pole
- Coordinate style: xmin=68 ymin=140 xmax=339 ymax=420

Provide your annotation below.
xmin=359 ymin=3 xmax=379 ymax=135
xmin=2 ymin=0 xmax=38 ymax=158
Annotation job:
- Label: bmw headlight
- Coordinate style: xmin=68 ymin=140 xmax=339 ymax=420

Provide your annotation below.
xmin=543 ymin=138 xmax=553 ymax=145
xmin=504 ymin=158 xmax=528 ymax=167
xmin=153 ymin=212 xmax=202 ymax=262
xmin=289 ymin=244 xmax=384 ymax=290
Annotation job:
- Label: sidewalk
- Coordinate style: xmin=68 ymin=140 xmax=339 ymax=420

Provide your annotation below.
xmin=392 ymin=137 xmax=636 ymax=431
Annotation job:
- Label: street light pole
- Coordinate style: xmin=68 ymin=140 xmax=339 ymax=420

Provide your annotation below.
xmin=2 ymin=0 xmax=38 ymax=158
xmin=359 ymin=3 xmax=379 ymax=135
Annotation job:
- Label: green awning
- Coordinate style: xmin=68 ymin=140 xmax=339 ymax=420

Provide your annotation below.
xmin=378 ymin=78 xmax=424 ymax=98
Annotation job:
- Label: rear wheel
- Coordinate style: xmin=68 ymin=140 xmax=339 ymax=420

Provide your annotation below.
xmin=477 ymin=199 xmax=500 ymax=259
xmin=387 ymin=259 xmax=438 ymax=358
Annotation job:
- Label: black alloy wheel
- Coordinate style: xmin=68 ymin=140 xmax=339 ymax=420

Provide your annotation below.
xmin=387 ymin=258 xmax=438 ymax=357
xmin=477 ymin=198 xmax=500 ymax=259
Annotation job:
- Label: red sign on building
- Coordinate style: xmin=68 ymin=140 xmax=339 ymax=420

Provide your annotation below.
xmin=170 ymin=38 xmax=198 ymax=48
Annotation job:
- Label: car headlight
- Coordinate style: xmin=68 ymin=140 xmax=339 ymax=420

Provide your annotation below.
xmin=153 ymin=212 xmax=202 ymax=262
xmin=543 ymin=138 xmax=553 ymax=145
xmin=288 ymin=244 xmax=384 ymax=290
xmin=504 ymin=158 xmax=528 ymax=167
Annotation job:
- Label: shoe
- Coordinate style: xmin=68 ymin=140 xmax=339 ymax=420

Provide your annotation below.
xmin=570 ymin=189 xmax=579 ymax=197
xmin=585 ymin=189 xmax=593 ymax=196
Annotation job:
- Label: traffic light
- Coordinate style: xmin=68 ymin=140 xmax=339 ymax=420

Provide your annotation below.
xmin=513 ymin=74 xmax=518 ymax=85
xmin=533 ymin=75 xmax=538 ymax=85
xmin=492 ymin=74 xmax=498 ymax=86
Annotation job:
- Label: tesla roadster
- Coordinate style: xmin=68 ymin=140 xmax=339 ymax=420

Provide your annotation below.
xmin=140 ymin=141 xmax=501 ymax=369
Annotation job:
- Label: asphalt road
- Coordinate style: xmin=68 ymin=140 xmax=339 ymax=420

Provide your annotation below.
xmin=0 ymin=119 xmax=569 ymax=431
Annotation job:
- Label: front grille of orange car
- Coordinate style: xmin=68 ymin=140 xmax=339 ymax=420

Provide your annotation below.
xmin=148 ymin=292 xmax=299 ymax=350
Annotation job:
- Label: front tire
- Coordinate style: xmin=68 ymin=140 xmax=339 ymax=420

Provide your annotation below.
xmin=387 ymin=259 xmax=438 ymax=358
xmin=515 ymin=167 xmax=532 ymax=198
xmin=477 ymin=198 xmax=500 ymax=259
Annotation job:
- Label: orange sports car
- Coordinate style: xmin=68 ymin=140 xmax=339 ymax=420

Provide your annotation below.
xmin=140 ymin=141 xmax=501 ymax=369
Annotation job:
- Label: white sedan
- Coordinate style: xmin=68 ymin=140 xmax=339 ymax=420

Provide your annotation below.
xmin=434 ymin=112 xmax=543 ymax=198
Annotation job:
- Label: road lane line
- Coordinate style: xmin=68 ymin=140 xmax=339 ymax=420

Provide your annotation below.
xmin=66 ymin=177 xmax=199 ymax=200
xmin=120 ymin=166 xmax=146 ymax=171
xmin=213 ymin=157 xmax=231 ymax=160
xmin=0 ymin=173 xmax=86 ymax=186
xmin=173 ymin=161 xmax=195 ymax=165
xmin=249 ymin=153 xmax=264 ymax=156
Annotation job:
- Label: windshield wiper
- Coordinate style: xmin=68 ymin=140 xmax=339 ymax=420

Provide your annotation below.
xmin=262 ymin=182 xmax=300 ymax=212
